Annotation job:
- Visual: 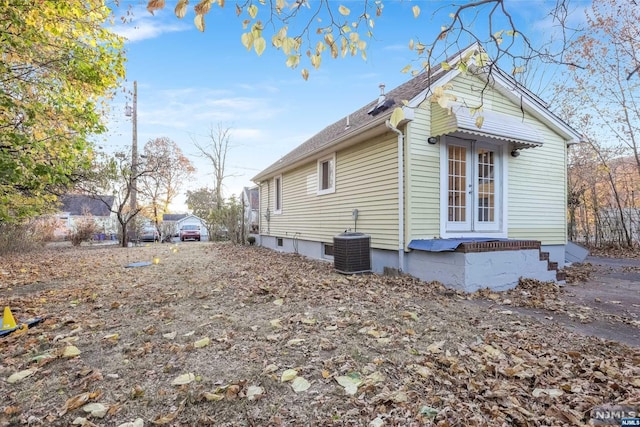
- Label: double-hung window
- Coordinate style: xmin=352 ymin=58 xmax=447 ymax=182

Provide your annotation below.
xmin=317 ymin=154 xmax=336 ymax=195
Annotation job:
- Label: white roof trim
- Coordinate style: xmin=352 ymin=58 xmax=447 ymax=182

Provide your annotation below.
xmin=432 ymin=104 xmax=544 ymax=148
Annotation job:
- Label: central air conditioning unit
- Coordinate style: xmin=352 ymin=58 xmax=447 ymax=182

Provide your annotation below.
xmin=333 ymin=232 xmax=371 ymax=274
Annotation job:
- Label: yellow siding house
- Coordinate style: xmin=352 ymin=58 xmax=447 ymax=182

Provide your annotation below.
xmin=252 ymin=44 xmax=582 ymax=292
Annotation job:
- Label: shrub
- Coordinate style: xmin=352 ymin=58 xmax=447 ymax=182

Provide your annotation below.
xmin=69 ymin=214 xmax=98 ymax=246
xmin=0 ymin=219 xmax=55 ymax=255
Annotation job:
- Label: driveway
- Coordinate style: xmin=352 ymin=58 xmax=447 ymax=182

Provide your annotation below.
xmin=468 ymin=255 xmax=640 ymax=348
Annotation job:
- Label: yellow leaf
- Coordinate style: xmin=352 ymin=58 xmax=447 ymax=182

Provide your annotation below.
xmin=246 ymin=385 xmax=264 ymax=400
xmin=194 ymin=14 xmax=205 ymax=32
xmin=194 ymin=337 xmax=210 ymax=348
xmin=103 ymin=333 xmax=119 ymax=340
xmin=286 ymin=338 xmax=305 ymax=346
xmin=414 ymin=365 xmax=431 ymax=378
xmin=280 ymin=368 xmax=298 ymax=382
xmin=338 ymin=5 xmax=350 ymax=16
xmin=310 ymin=54 xmax=321 ymax=69
xmin=270 ymin=318 xmax=282 ymax=328
xmin=63 ymin=345 xmax=81 ymax=358
xmin=335 ymin=375 xmax=362 ymax=395
xmin=286 ymin=54 xmax=300 ymax=68
xmin=202 ymin=392 xmax=224 ymax=401
xmin=241 ymin=32 xmax=253 ymax=50
xmin=321 ymin=370 xmax=330 ymax=379
xmin=171 ymin=373 xmax=195 ymax=385
xmin=401 ymin=64 xmax=412 ymax=74
xmin=272 ymin=298 xmax=284 ymax=305
xmin=254 ymin=36 xmax=266 ymax=55
xmin=441 ymin=62 xmax=451 ymax=71
xmin=426 ymin=340 xmax=445 ymax=354
xmin=291 ymin=376 xmax=311 ymax=392
xmin=389 ymin=107 xmax=405 ymax=128
xmin=282 ymin=37 xmax=297 ymax=55
xmin=475 ymin=115 xmax=484 ymax=129
xmin=7 ymin=368 xmax=37 ymax=384
xmin=248 ymin=4 xmax=258 ymax=18
xmin=401 ymin=310 xmax=418 ymax=321
xmin=412 ymin=5 xmax=420 ymax=18
xmin=262 ymin=364 xmax=279 ymax=375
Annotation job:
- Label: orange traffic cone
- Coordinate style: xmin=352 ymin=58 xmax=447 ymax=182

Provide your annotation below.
xmin=1 ymin=306 xmax=17 ymax=330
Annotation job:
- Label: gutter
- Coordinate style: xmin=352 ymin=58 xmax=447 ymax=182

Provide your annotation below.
xmin=385 ymin=119 xmax=405 ymax=273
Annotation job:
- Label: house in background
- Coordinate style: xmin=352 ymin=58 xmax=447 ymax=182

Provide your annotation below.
xmin=251 ymin=44 xmax=583 ymax=292
xmin=162 ymin=213 xmax=209 ymax=241
xmin=54 ymin=194 xmax=116 ymax=239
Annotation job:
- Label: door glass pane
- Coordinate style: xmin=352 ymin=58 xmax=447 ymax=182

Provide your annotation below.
xmin=448 ymin=145 xmax=467 ymax=222
xmin=477 ymin=149 xmax=495 ymax=222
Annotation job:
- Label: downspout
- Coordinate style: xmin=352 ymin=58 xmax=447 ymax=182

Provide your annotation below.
xmin=385 ymin=120 xmax=405 ymax=272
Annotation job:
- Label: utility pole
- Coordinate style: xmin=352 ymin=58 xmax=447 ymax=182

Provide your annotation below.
xmin=128 ymin=81 xmax=138 ymax=213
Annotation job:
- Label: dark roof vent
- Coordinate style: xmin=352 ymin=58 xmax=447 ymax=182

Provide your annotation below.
xmin=367 ymin=98 xmax=395 ymax=116
xmin=368 ymin=83 xmax=394 ymax=116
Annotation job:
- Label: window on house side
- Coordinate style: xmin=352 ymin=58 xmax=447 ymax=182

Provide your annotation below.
xmin=276 ymin=237 xmax=283 ymax=247
xmin=317 ymin=154 xmax=335 ymax=195
xmin=274 ymin=176 xmax=282 ymax=213
xmin=323 ymin=243 xmax=334 ymax=257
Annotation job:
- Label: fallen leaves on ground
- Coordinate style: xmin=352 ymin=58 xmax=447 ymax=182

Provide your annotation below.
xmin=1 ymin=242 xmax=638 ymax=426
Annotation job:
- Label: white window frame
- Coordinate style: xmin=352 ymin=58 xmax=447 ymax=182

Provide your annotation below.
xmin=274 ymin=175 xmax=282 ymax=214
xmin=439 ymin=136 xmax=508 ymax=238
xmin=317 ymin=154 xmax=336 ymax=195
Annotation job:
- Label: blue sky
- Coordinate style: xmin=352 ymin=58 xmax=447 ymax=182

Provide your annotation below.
xmin=101 ymin=0 xmax=588 ymax=212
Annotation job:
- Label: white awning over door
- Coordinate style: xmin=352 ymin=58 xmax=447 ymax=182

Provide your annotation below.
xmin=431 ymin=104 xmax=544 ymax=148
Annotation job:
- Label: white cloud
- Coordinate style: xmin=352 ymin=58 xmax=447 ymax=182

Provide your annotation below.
xmin=109 ymin=5 xmax=191 ymax=43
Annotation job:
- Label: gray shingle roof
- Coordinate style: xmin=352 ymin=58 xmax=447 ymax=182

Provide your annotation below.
xmin=163 ymin=214 xmax=188 ymax=221
xmin=60 ymin=195 xmax=114 ymax=217
xmin=251 ymin=61 xmax=450 ymax=182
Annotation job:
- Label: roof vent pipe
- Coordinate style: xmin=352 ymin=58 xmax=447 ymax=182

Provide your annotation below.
xmin=378 ymin=83 xmax=386 ymax=103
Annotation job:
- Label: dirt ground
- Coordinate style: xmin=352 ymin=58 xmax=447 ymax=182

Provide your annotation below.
xmin=1 ymin=242 xmax=639 ymax=426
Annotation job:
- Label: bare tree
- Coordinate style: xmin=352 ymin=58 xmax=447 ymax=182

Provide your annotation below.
xmin=554 ymin=0 xmax=640 ymax=248
xmin=139 ymin=137 xmax=195 ymax=230
xmin=193 ymin=124 xmax=233 ymax=210
xmin=76 ymin=150 xmax=162 ymax=247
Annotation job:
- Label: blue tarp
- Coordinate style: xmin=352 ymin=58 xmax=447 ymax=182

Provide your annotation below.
xmin=125 ymin=261 xmax=153 ymax=268
xmin=408 ymin=238 xmax=507 ymax=252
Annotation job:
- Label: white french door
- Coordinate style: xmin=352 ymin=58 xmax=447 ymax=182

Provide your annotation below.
xmin=445 ymin=140 xmax=501 ymax=233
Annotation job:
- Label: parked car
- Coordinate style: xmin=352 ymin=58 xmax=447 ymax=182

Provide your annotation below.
xmin=140 ymin=226 xmax=160 ymax=242
xmin=180 ymin=224 xmax=201 ymax=241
